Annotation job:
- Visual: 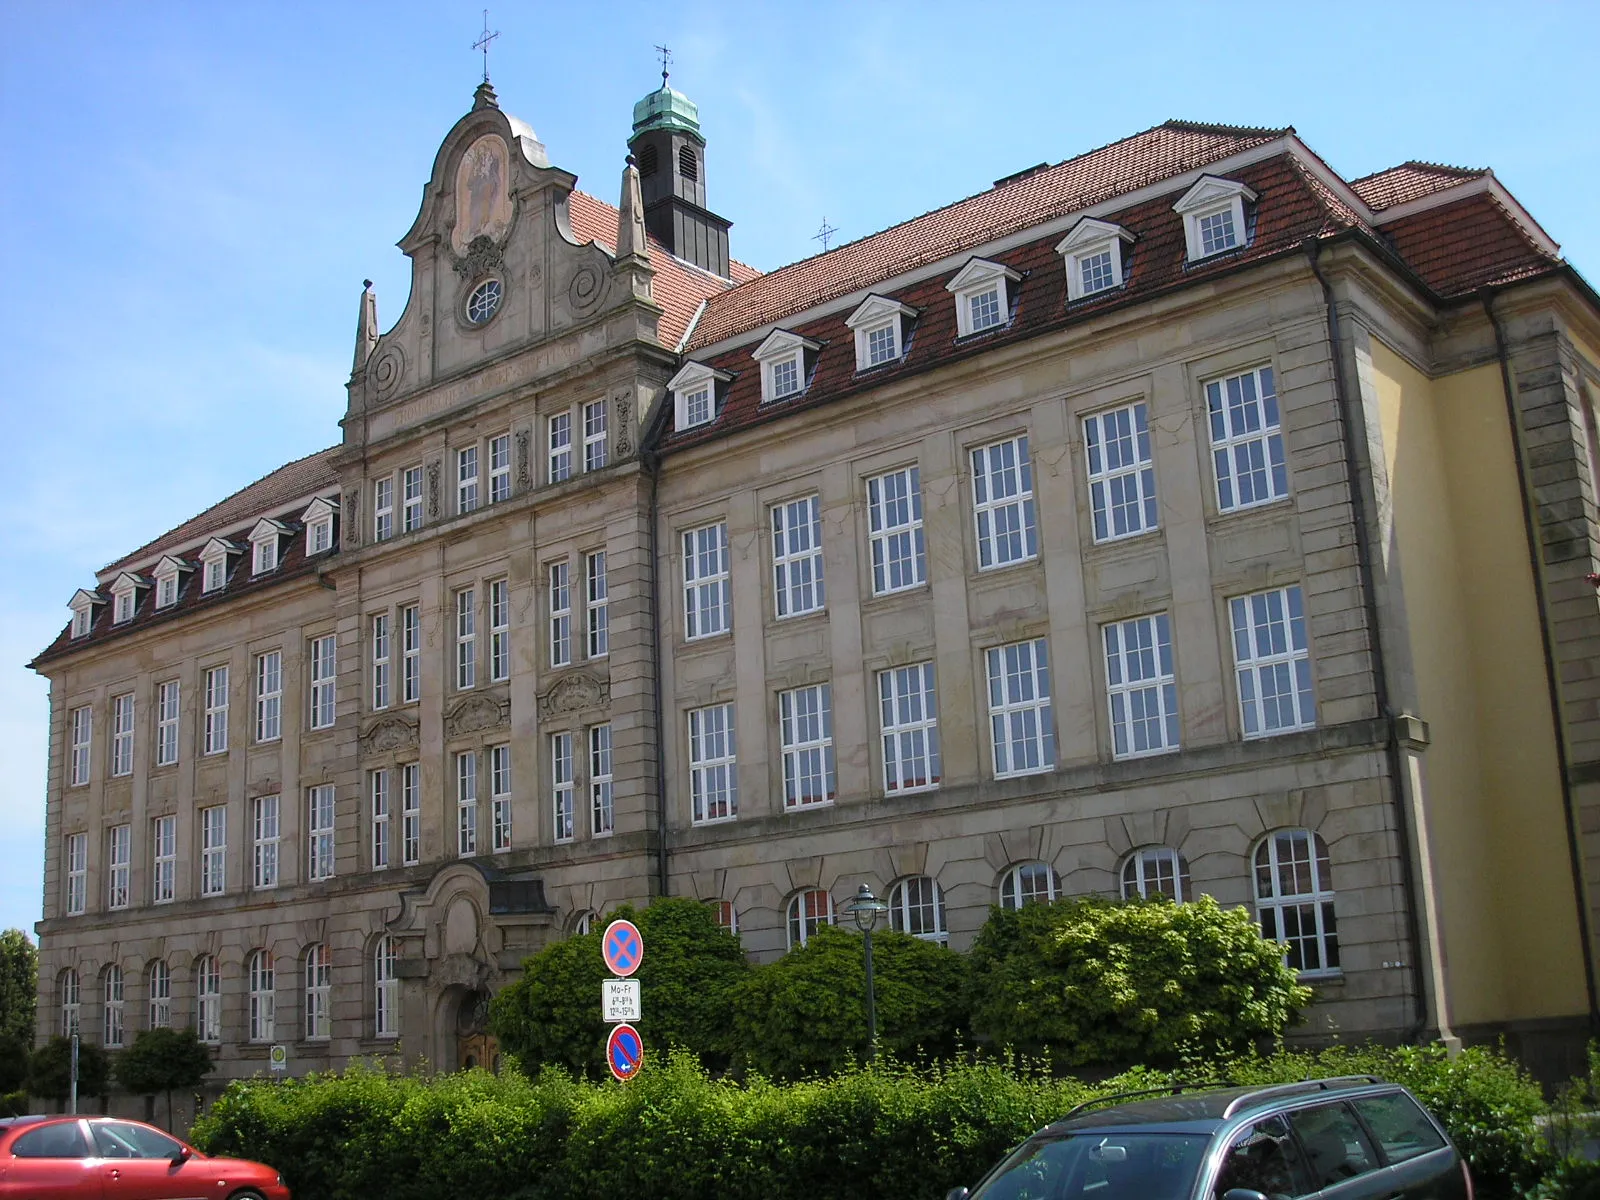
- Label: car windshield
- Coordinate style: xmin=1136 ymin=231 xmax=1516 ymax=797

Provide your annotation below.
xmin=971 ymin=1131 xmax=1210 ymax=1200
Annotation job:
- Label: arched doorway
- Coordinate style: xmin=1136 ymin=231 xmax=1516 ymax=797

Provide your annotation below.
xmin=454 ymin=986 xmax=498 ymax=1071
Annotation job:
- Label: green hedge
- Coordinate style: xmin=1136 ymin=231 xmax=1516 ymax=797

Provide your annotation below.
xmin=190 ymin=1042 xmax=1550 ymax=1200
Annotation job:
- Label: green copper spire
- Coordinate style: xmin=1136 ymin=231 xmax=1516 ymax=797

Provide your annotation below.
xmin=631 ymin=81 xmax=701 ymax=139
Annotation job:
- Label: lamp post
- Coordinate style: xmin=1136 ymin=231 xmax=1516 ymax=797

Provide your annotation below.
xmin=845 ymin=883 xmax=890 ymax=1061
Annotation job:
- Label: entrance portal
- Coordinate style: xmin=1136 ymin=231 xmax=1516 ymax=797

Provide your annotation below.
xmin=455 ymin=987 xmax=499 ymax=1072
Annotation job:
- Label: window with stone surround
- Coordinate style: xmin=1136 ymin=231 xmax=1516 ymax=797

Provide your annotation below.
xmin=1121 ymin=846 xmax=1192 ymax=902
xmin=786 ymin=888 xmax=833 ymax=950
xmin=456 ymin=588 xmax=477 ymax=690
xmin=971 ymin=435 xmax=1037 ymax=569
xmin=1207 ymin=365 xmax=1287 ymax=513
xmin=491 ymin=744 xmax=512 ymax=851
xmin=203 ymin=665 xmax=228 ymax=755
xmin=689 ymin=703 xmax=737 ymax=825
xmin=586 ymin=552 xmax=608 ymax=659
xmin=1103 ymin=613 xmax=1180 ymax=758
xmin=1084 ymin=401 xmax=1158 ymax=542
xmin=372 ymin=614 xmax=391 ymax=710
xmin=147 ymin=960 xmax=171 ymax=1028
xmin=490 ymin=579 xmax=510 ymax=681
xmin=780 ymin=683 xmax=835 ymax=808
xmin=69 ymin=706 xmax=91 ymax=786
xmin=195 ymin=955 xmax=220 ymax=1043
xmin=252 ymin=795 xmax=279 ymax=890
xmin=309 ymin=634 xmax=336 ymax=730
xmin=868 ymin=465 xmax=925 ymax=594
xmin=401 ymin=763 xmax=420 ymax=866
xmin=986 ymin=639 xmax=1055 ymax=777
xmin=256 ymin=650 xmax=282 ymax=742
xmin=771 ymin=495 xmax=825 ymax=618
xmin=65 ymin=832 xmax=87 ymax=915
xmin=101 ymin=965 xmax=124 ymax=1048
xmin=1254 ymin=828 xmax=1339 ymax=977
xmin=156 ymin=681 xmax=179 ymax=766
xmin=106 ymin=823 xmax=130 ymax=910
xmin=305 ymin=942 xmax=331 ymax=1040
xmin=247 ymin=949 xmax=275 ymax=1042
xmin=456 ymin=752 xmax=478 ymax=857
xmin=589 ymin=725 xmax=613 ymax=837
xmin=200 ymin=805 xmax=226 ymax=896
xmin=307 ymin=785 xmax=335 ymax=881
xmin=879 ymin=663 xmax=940 ymax=794
xmin=549 ymin=561 xmax=572 ymax=668
xmin=371 ymin=769 xmax=390 ymax=869
xmin=683 ymin=521 xmax=731 ymax=639
xmin=552 ymin=733 xmax=574 ymax=844
xmin=151 ymin=815 xmax=175 ymax=904
xmin=375 ymin=935 xmax=399 ymax=1038
xmin=59 ymin=968 xmax=80 ymax=1037
xmin=111 ymin=693 xmax=134 ymax=777
xmin=998 ymin=861 xmax=1061 ymax=910
xmin=889 ymin=876 xmax=947 ymax=942
xmin=1230 ymin=584 xmax=1316 ymax=737
xmin=490 ymin=432 xmax=512 ymax=502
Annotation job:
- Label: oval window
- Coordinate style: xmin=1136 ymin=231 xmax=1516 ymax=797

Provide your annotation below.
xmin=466 ymin=278 xmax=502 ymax=324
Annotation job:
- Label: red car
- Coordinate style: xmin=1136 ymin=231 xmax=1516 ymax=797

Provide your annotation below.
xmin=0 ymin=1114 xmax=289 ymax=1199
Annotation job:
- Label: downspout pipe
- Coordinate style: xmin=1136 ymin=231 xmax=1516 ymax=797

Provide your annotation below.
xmin=1305 ymin=240 xmax=1431 ymax=1039
xmin=1481 ymin=287 xmax=1600 ymax=1027
xmin=641 ymin=404 xmax=672 ymax=899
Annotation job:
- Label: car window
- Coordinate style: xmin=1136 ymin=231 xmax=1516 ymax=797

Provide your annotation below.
xmin=974 ymin=1132 xmax=1209 ymax=1200
xmin=11 ymin=1121 xmax=90 ymax=1158
xmin=92 ymin=1121 xmax=184 ymax=1159
xmin=1350 ymin=1094 xmax=1446 ymax=1165
xmin=1213 ymin=1115 xmax=1314 ymax=1199
xmin=1286 ymin=1102 xmax=1380 ymax=1189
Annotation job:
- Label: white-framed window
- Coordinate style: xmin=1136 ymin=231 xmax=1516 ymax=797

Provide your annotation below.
xmin=1254 ymin=828 xmax=1339 ymax=976
xmin=489 ymin=744 xmax=512 ymax=852
xmin=889 ymin=876 xmax=947 ymax=942
xmin=1122 ymin=846 xmax=1193 ymax=902
xmin=480 ymin=579 xmax=507 ymax=682
xmin=372 ymin=614 xmax=391 ymax=709
xmin=1208 ymin=365 xmax=1287 ymax=512
xmin=771 ymin=495 xmax=825 ymax=618
xmin=987 ymin=639 xmax=1055 ymax=777
xmin=947 ymin=257 xmax=1021 ymax=338
xmin=552 ymin=733 xmax=575 ymax=843
xmin=586 ymin=552 xmax=608 ymax=659
xmin=1104 ymin=613 xmax=1180 ymax=759
xmin=155 ymin=561 xmax=184 ymax=610
xmin=371 ymin=769 xmax=391 ymax=869
xmin=402 ymin=604 xmax=421 ymax=703
xmin=309 ymin=634 xmax=336 ymax=730
xmin=151 ymin=815 xmax=175 ymax=904
xmin=375 ymin=935 xmax=399 ymax=1038
xmin=489 ymin=432 xmax=512 ymax=502
xmin=194 ymin=955 xmax=221 ymax=1043
xmin=102 ymin=965 xmax=124 ymax=1047
xmin=846 ymin=294 xmax=916 ymax=370
xmin=688 ymin=703 xmax=737 ymax=825
xmin=308 ymin=784 xmax=335 ymax=880
xmin=710 ymin=900 xmax=738 ymax=936
xmin=770 ymin=355 xmax=800 ymax=398
xmin=549 ymin=561 xmax=572 ymax=667
xmin=780 ymin=683 xmax=835 ymax=809
xmin=868 ymin=466 xmax=925 ymax=594
xmin=879 ymin=663 xmax=940 ymax=794
xmin=111 ymin=692 xmax=134 ymax=776
xmin=998 ymin=861 xmax=1062 ymax=910
xmin=1231 ymin=585 xmax=1316 ymax=737
xmin=590 ymin=724 xmax=614 ymax=837
xmin=252 ymin=794 xmax=279 ymax=889
xmin=753 ymin=329 xmax=819 ymax=404
xmin=1173 ymin=175 xmax=1256 ymax=262
xmin=683 ymin=384 xmax=712 ymax=427
xmin=64 ymin=832 xmax=87 ymax=915
xmin=402 ymin=465 xmax=424 ymax=532
xmin=683 ymin=521 xmax=731 ymax=639
xmin=456 ymin=588 xmax=477 ymax=689
xmin=571 ymin=910 xmax=596 ymax=936
xmin=583 ymin=399 xmax=608 ymax=471
xmin=69 ymin=590 xmax=99 ymax=638
xmin=1084 ymin=401 xmax=1158 ymax=542
xmin=203 ymin=665 xmax=229 ymax=754
xmin=456 ymin=752 xmax=478 ymax=857
xmin=156 ymin=680 xmax=179 ymax=766
xmin=373 ymin=476 xmax=394 ymax=541
xmin=401 ymin=762 xmax=420 ymax=866
xmin=112 ymin=576 xmax=141 ymax=624
xmin=304 ymin=943 xmax=331 ymax=1040
xmin=457 ymin=445 xmax=481 ymax=514
xmin=200 ymin=805 xmax=226 ymax=896
xmin=247 ymin=949 xmax=275 ymax=1042
xmin=256 ymin=650 xmax=282 ymax=742
xmin=59 ymin=968 xmax=80 ymax=1036
xmin=972 ymin=435 xmax=1037 ymax=569
xmin=786 ymin=888 xmax=833 ymax=949
xmin=549 ymin=412 xmax=573 ymax=483
xmin=251 ymin=521 xmax=284 ymax=575
xmin=302 ymin=497 xmax=337 ymax=557
xmin=69 ymin=706 xmax=91 ymax=786
xmin=667 ymin=361 xmax=731 ymax=431
xmin=1057 ymin=218 xmax=1134 ymax=302
xmin=147 ymin=960 xmax=171 ymax=1029
xmin=106 ymin=823 xmax=130 ymax=910
xmin=201 ymin=541 xmax=235 ymax=593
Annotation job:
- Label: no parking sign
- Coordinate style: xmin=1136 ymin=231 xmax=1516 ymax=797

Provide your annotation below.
xmin=606 ymin=1022 xmax=644 ymax=1082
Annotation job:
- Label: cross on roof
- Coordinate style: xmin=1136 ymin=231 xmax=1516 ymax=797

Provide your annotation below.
xmin=814 ymin=217 xmax=839 ymax=253
xmin=474 ymin=10 xmax=501 ymax=84
xmin=654 ymin=44 xmax=672 ymax=87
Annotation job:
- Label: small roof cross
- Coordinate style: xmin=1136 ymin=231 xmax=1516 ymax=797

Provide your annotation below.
xmin=813 ymin=217 xmax=839 ymax=253
xmin=474 ymin=10 xmax=501 ymax=84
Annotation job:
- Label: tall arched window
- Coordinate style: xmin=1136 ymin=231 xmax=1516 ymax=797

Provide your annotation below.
xmin=375 ymin=936 xmax=398 ymax=1039
xmin=1121 ymin=847 xmax=1192 ymax=902
xmin=147 ymin=960 xmax=171 ymax=1029
xmin=247 ymin=949 xmax=275 ymax=1042
xmin=786 ymin=888 xmax=833 ymax=949
xmin=998 ymin=862 xmax=1061 ymax=910
xmin=102 ymin=965 xmax=124 ymax=1048
xmin=194 ymin=955 xmax=221 ymax=1043
xmin=888 ymin=876 xmax=947 ymax=942
xmin=1253 ymin=829 xmax=1339 ymax=975
xmin=59 ymin=968 xmax=80 ymax=1037
xmin=571 ymin=911 xmax=596 ymax=936
xmin=304 ymin=944 xmax=331 ymax=1041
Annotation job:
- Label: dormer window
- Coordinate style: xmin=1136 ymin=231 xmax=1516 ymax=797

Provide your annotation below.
xmin=753 ymin=329 xmax=821 ymax=405
xmin=845 ymin=295 xmax=917 ymax=371
xmin=153 ymin=556 xmax=192 ymax=610
xmin=1173 ymin=175 xmax=1257 ymax=263
xmin=667 ymin=361 xmax=733 ymax=431
xmin=110 ymin=573 xmax=148 ymax=625
xmin=947 ymin=258 xmax=1021 ymax=338
xmin=1056 ymin=218 xmax=1136 ymax=301
xmin=300 ymin=496 xmax=339 ymax=557
xmin=249 ymin=519 xmax=290 ymax=576
xmin=199 ymin=538 xmax=240 ymax=594
xmin=68 ymin=589 xmax=103 ymax=639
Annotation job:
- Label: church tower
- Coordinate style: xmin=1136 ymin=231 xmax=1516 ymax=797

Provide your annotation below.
xmin=627 ymin=72 xmax=732 ymax=278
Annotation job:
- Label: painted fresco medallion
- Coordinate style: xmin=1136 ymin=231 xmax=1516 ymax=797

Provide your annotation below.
xmin=452 ymin=134 xmax=512 ymax=255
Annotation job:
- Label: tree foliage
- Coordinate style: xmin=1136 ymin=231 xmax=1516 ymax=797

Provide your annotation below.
xmin=0 ymin=929 xmax=37 ymax=1077
xmin=966 ymin=894 xmax=1311 ymax=1068
xmin=733 ymin=924 xmax=969 ymax=1080
xmin=115 ymin=1027 xmax=212 ymax=1096
xmin=28 ymin=1035 xmax=109 ymax=1103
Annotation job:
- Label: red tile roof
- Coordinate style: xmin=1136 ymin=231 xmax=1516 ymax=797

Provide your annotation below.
xmin=687 ymin=121 xmax=1289 ymax=350
xmin=1350 ymin=161 xmax=1487 ymax=211
xmin=1383 ymin=192 xmax=1560 ymax=297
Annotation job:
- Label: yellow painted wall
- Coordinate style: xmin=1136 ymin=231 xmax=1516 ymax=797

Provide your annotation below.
xmin=1370 ymin=343 xmax=1586 ymax=1024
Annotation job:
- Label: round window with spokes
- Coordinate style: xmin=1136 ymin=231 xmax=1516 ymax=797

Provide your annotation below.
xmin=466 ymin=278 xmax=503 ymax=324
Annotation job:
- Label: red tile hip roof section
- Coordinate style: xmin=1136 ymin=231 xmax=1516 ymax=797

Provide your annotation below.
xmin=1383 ymin=193 xmax=1560 ymax=297
xmin=687 ymin=122 xmax=1288 ymax=350
xmin=1350 ymin=162 xmax=1488 ymax=211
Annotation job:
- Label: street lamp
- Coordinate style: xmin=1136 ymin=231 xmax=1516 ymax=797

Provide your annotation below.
xmin=845 ymin=883 xmax=891 ymax=1061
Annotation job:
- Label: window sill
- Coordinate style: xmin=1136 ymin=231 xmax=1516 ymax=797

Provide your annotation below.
xmin=784 ymin=800 xmax=836 ymax=814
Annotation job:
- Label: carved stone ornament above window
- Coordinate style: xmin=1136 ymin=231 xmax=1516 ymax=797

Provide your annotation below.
xmin=615 ymin=393 xmax=634 ymax=458
xmin=360 ymin=715 xmax=419 ymax=756
xmin=446 ymin=694 xmax=510 ymax=738
xmin=538 ymin=671 xmax=610 ymax=722
xmin=452 ymin=234 xmax=506 ymax=280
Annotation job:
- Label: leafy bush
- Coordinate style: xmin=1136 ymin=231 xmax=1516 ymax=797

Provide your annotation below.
xmin=0 ymin=1035 xmax=28 ymax=1094
xmin=115 ymin=1027 xmax=213 ymax=1128
xmin=0 ymin=1089 xmax=26 ymax=1117
xmin=967 ymin=894 xmax=1311 ymax=1068
xmin=28 ymin=1035 xmax=108 ymax=1103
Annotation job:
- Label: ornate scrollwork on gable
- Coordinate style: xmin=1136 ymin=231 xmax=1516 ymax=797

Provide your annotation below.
xmin=538 ymin=671 xmax=610 ymax=722
xmin=452 ymin=234 xmax=506 ymax=280
xmin=426 ymin=458 xmax=441 ymax=519
xmin=515 ymin=427 xmax=530 ymax=491
xmin=446 ymin=694 xmax=510 ymax=738
xmin=344 ymin=489 xmax=361 ymax=548
xmin=360 ymin=715 xmax=419 ymax=756
xmin=614 ymin=392 xmax=634 ymax=458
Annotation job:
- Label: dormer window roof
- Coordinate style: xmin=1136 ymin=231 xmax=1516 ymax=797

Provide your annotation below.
xmin=110 ymin=572 xmax=149 ymax=625
xmin=947 ymin=257 xmax=1022 ymax=338
xmin=300 ymin=496 xmax=339 ymax=557
xmin=752 ymin=329 xmax=822 ymax=405
xmin=68 ymin=589 xmax=104 ymax=639
xmin=667 ymin=360 xmax=734 ymax=432
xmin=1056 ymin=217 xmax=1136 ymax=301
xmin=152 ymin=555 xmax=194 ymax=610
xmin=1173 ymin=175 xmax=1257 ymax=263
xmin=249 ymin=518 xmax=292 ymax=576
xmin=199 ymin=537 xmax=241 ymax=594
xmin=844 ymin=294 xmax=917 ymax=371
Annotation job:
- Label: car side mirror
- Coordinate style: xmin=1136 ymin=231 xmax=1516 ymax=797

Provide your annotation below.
xmin=945 ymin=1189 xmax=971 ymax=1200
xmin=1222 ymin=1190 xmax=1269 ymax=1200
xmin=171 ymin=1146 xmax=192 ymax=1165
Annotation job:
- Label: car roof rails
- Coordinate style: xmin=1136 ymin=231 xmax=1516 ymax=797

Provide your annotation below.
xmin=1221 ymin=1076 xmax=1384 ymax=1119
xmin=1061 ymin=1082 xmax=1226 ymax=1120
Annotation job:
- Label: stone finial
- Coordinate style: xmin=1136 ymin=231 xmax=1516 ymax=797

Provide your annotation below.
xmin=353 ymin=280 xmax=379 ymax=374
xmin=616 ymin=156 xmax=650 ymax=265
xmin=472 ymin=80 xmax=500 ymax=111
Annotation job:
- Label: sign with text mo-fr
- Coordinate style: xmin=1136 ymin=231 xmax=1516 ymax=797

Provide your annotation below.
xmin=606 ymin=1022 xmax=644 ymax=1082
xmin=602 ymin=919 xmax=643 ymax=978
xmin=602 ymin=978 xmax=641 ymax=1023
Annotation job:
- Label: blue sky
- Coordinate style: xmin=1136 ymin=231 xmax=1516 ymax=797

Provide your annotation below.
xmin=1 ymin=0 xmax=1595 ymax=938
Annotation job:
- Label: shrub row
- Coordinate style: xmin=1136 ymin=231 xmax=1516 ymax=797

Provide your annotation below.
xmin=190 ymin=1042 xmax=1550 ymax=1200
